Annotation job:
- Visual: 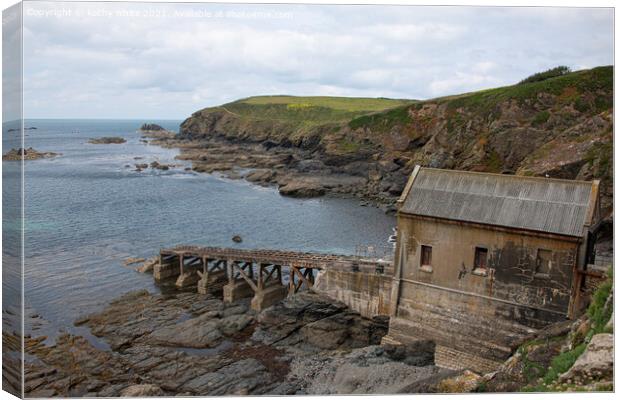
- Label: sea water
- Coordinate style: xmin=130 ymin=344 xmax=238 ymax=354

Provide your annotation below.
xmin=2 ymin=119 xmax=395 ymax=337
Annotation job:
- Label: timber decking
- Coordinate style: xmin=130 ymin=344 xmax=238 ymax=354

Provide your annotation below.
xmin=160 ymin=245 xmax=392 ymax=271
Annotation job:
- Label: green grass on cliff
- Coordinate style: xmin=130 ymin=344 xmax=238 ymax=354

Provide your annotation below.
xmin=348 ymin=104 xmax=412 ymax=130
xmin=440 ymin=66 xmax=613 ymax=114
xmin=239 ymin=95 xmax=412 ymax=112
xmin=195 ymin=66 xmax=612 ymax=142
xmin=346 ymin=66 xmax=613 ymax=133
xmin=208 ymin=96 xmax=415 ymax=128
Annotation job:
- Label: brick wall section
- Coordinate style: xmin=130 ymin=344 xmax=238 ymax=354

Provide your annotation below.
xmin=435 ymin=345 xmax=502 ymax=373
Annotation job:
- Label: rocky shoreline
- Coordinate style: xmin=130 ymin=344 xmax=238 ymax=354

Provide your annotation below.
xmin=18 ymin=288 xmax=462 ymax=397
xmin=146 ymin=134 xmax=400 ymax=213
xmin=10 ymin=266 xmax=614 ymax=397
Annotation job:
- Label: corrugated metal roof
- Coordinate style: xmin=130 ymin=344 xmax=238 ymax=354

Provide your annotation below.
xmin=400 ymin=168 xmax=596 ymax=237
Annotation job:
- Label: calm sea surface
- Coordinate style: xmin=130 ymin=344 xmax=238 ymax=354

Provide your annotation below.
xmin=2 ymin=119 xmax=395 ymax=339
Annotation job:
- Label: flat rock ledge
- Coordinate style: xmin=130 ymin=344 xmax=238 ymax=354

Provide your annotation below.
xmin=21 ymin=290 xmax=452 ymax=396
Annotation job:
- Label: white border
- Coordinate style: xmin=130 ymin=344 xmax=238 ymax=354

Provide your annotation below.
xmin=0 ymin=1 xmax=616 ymax=400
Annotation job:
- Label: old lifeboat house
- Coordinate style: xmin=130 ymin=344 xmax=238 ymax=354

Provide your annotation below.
xmin=383 ymin=166 xmax=603 ymax=372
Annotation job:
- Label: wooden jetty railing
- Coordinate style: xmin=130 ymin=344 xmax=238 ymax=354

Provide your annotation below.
xmin=154 ymin=245 xmax=393 ymax=311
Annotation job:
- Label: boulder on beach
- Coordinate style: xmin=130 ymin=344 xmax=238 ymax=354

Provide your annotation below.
xmin=278 ymin=178 xmax=326 ymax=198
xmin=150 ymin=161 xmax=171 ymax=170
xmin=120 ymin=384 xmax=164 ymax=397
xmin=559 ymin=333 xmax=613 ymax=384
xmin=245 ymin=169 xmax=274 ymax=183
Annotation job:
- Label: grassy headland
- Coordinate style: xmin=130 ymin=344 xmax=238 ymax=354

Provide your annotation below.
xmin=178 ymin=66 xmax=613 ymax=209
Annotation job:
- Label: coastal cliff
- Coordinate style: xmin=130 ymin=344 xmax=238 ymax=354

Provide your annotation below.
xmin=177 ymin=66 xmax=612 ymax=211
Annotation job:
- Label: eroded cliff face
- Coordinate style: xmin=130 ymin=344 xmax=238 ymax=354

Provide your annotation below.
xmin=179 ymin=66 xmax=613 ymax=211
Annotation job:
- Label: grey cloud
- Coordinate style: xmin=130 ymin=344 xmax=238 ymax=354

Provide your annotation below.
xmin=20 ymin=2 xmax=613 ymax=119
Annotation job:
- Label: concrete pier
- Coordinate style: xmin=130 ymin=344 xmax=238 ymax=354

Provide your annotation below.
xmin=176 ymin=271 xmax=200 ymax=288
xmin=251 ymin=284 xmax=288 ymax=311
xmin=197 ymin=270 xmax=228 ymax=295
xmin=154 ymin=255 xmax=180 ymax=281
xmin=223 ymin=280 xmax=254 ymax=303
xmin=158 ymin=245 xmax=393 ymax=311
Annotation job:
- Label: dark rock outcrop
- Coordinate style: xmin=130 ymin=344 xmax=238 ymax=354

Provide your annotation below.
xmin=2 ymin=147 xmax=59 ymax=161
xmin=22 ymin=288 xmax=442 ymax=397
xmin=253 ymin=292 xmax=387 ymax=350
xmin=140 ymin=123 xmax=165 ymax=132
xmin=88 ymin=137 xmax=126 ymax=144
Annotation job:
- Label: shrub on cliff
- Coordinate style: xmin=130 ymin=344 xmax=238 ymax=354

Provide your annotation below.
xmin=519 ymin=66 xmax=571 ymax=85
xmin=586 ymin=268 xmax=613 ymax=336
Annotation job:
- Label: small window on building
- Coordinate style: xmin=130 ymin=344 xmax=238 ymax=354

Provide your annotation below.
xmin=474 ymin=247 xmax=488 ymax=269
xmin=536 ymin=249 xmax=553 ymax=277
xmin=421 ymin=245 xmax=432 ymax=266
xmin=420 ymin=245 xmax=433 ymax=273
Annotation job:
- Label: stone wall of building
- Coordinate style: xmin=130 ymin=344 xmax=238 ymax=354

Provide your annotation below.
xmin=385 ymin=278 xmax=567 ymax=372
xmin=384 ymin=214 xmax=582 ymax=373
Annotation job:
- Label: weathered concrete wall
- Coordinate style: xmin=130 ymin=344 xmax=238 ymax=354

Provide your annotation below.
xmin=387 ymin=280 xmax=559 ymax=366
xmin=385 ymin=214 xmax=581 ymax=372
xmin=314 ymin=267 xmax=392 ymax=319
xmin=397 ymin=215 xmax=579 ymax=314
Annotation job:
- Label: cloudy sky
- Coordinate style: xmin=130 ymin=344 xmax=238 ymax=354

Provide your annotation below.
xmin=19 ymin=2 xmax=614 ymax=119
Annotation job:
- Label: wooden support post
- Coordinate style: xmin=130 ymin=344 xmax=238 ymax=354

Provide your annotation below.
xmin=303 ymin=268 xmax=314 ymax=286
xmin=295 ymin=268 xmax=305 ymax=292
xmin=179 ymin=254 xmax=184 ymax=275
xmin=263 ymin=265 xmax=276 ymax=287
xmin=227 ymin=259 xmax=234 ymax=282
xmin=289 ymin=266 xmax=296 ymax=295
xmin=234 ymin=263 xmax=258 ymax=292
xmin=258 ymin=264 xmax=265 ymax=290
